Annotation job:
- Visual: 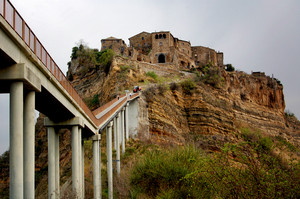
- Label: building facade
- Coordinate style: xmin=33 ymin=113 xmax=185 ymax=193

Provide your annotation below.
xmin=101 ymin=31 xmax=223 ymax=69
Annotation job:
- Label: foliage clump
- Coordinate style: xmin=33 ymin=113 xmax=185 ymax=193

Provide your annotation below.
xmin=129 ymin=129 xmax=300 ymax=199
xmin=68 ymin=42 xmax=115 ymax=76
xmin=146 ymin=71 xmax=158 ymax=80
xmin=200 ymin=63 xmax=224 ymax=88
xmin=180 ymin=79 xmax=196 ymax=95
xmin=84 ymin=94 xmax=100 ymax=110
xmin=225 ymin=64 xmax=235 ymax=72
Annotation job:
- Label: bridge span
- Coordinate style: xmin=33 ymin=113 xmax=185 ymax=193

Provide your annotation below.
xmin=0 ymin=1 xmax=140 ymax=198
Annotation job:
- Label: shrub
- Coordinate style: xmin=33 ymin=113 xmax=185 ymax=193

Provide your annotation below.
xmin=85 ymin=94 xmax=100 ymax=109
xmin=170 ymin=82 xmax=178 ymax=91
xmin=157 ymin=84 xmax=168 ymax=95
xmin=225 ymin=64 xmax=235 ymax=72
xmin=200 ymin=63 xmax=224 ymax=88
xmin=146 ymin=71 xmax=158 ymax=80
xmin=97 ymin=49 xmax=114 ymax=74
xmin=180 ymin=79 xmax=196 ymax=95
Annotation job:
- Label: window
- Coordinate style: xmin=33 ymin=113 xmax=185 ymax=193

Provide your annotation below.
xmin=163 ymin=34 xmax=166 ymax=39
xmin=103 ymin=46 xmax=106 ymax=49
xmin=159 ymin=34 xmax=162 ymax=39
xmin=159 ymin=42 xmax=163 ymax=46
xmin=117 ymin=40 xmax=119 ymax=43
xmin=103 ymin=40 xmax=105 ymax=43
xmin=142 ymin=37 xmax=144 ymax=40
xmin=155 ymin=34 xmax=158 ymax=39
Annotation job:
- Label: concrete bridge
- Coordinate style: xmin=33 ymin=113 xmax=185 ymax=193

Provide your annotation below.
xmin=0 ymin=1 xmax=140 ymax=198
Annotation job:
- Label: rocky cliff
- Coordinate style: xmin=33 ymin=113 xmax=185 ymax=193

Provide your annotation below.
xmin=68 ymin=54 xmax=299 ymax=150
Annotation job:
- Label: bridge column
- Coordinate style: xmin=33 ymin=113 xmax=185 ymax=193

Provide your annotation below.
xmin=121 ymin=107 xmax=126 ymax=154
xmin=78 ymin=128 xmax=82 ymax=198
xmin=116 ymin=113 xmax=121 ymax=175
xmin=81 ymin=136 xmax=85 ymax=199
xmin=93 ymin=134 xmax=101 ymax=199
xmin=9 ymin=81 xmax=24 ymax=199
xmin=47 ymin=127 xmax=58 ymax=199
xmin=125 ymin=103 xmax=129 ymax=140
xmin=72 ymin=125 xmax=80 ymax=197
xmin=24 ymin=90 xmax=36 ymax=199
xmin=106 ymin=121 xmax=114 ymax=199
xmin=113 ymin=117 xmax=117 ymax=150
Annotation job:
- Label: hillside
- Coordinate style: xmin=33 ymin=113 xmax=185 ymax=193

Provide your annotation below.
xmin=1 ymin=44 xmax=299 ymax=198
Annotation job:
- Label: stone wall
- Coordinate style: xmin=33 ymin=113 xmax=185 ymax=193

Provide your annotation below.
xmin=101 ymin=38 xmax=128 ymax=56
xmin=192 ymin=46 xmax=218 ymax=66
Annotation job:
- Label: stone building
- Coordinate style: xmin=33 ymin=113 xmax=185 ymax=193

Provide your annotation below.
xmin=101 ymin=37 xmax=128 ymax=56
xmin=100 ymin=31 xmax=223 ymax=69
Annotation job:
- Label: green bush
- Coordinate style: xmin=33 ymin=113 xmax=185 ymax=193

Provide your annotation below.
xmin=225 ymin=64 xmax=235 ymax=72
xmin=85 ymin=94 xmax=100 ymax=109
xmin=97 ymin=49 xmax=114 ymax=74
xmin=180 ymin=79 xmax=196 ymax=95
xmin=129 ymin=136 xmax=300 ymax=198
xmin=200 ymin=63 xmax=224 ymax=88
xmin=146 ymin=71 xmax=158 ymax=80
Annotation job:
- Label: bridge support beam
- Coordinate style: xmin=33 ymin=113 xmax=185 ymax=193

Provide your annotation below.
xmin=81 ymin=135 xmax=85 ymax=199
xmin=9 ymin=81 xmax=24 ymax=199
xmin=113 ymin=117 xmax=117 ymax=150
xmin=47 ymin=127 xmax=59 ymax=199
xmin=24 ymin=90 xmax=36 ymax=199
xmin=93 ymin=134 xmax=101 ymax=199
xmin=72 ymin=125 xmax=80 ymax=197
xmin=121 ymin=107 xmax=126 ymax=154
xmin=116 ymin=113 xmax=121 ymax=175
xmin=106 ymin=121 xmax=113 ymax=199
xmin=125 ymin=103 xmax=129 ymax=140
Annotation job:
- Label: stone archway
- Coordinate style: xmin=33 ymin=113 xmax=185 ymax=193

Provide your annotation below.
xmin=158 ymin=54 xmax=165 ymax=63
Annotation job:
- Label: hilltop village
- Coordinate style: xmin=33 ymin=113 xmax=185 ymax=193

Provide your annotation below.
xmin=101 ymin=31 xmax=224 ymax=69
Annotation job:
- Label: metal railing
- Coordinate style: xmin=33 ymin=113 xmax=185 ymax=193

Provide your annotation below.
xmin=0 ymin=0 xmax=141 ymax=129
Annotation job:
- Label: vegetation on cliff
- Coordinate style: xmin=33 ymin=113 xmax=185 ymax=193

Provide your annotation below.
xmin=116 ymin=129 xmax=300 ymax=199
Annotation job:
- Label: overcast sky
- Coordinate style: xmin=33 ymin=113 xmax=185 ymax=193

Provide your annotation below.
xmin=1 ymin=0 xmax=299 ymax=154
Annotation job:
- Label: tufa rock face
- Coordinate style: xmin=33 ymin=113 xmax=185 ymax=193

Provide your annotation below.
xmin=68 ymin=54 xmax=298 ymax=149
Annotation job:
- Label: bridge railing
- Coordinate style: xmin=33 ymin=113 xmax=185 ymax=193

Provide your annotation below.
xmin=0 ymin=0 xmax=99 ymax=125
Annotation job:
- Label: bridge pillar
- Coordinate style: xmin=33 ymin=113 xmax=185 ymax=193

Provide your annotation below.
xmin=24 ymin=90 xmax=36 ymax=199
xmin=113 ymin=117 xmax=117 ymax=150
xmin=106 ymin=121 xmax=114 ymax=199
xmin=47 ymin=127 xmax=58 ymax=199
xmin=121 ymin=107 xmax=126 ymax=154
xmin=92 ymin=134 xmax=101 ymax=199
xmin=81 ymin=135 xmax=85 ymax=199
xmin=71 ymin=125 xmax=80 ymax=197
xmin=9 ymin=81 xmax=24 ymax=199
xmin=116 ymin=113 xmax=121 ymax=175
xmin=125 ymin=103 xmax=129 ymax=140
